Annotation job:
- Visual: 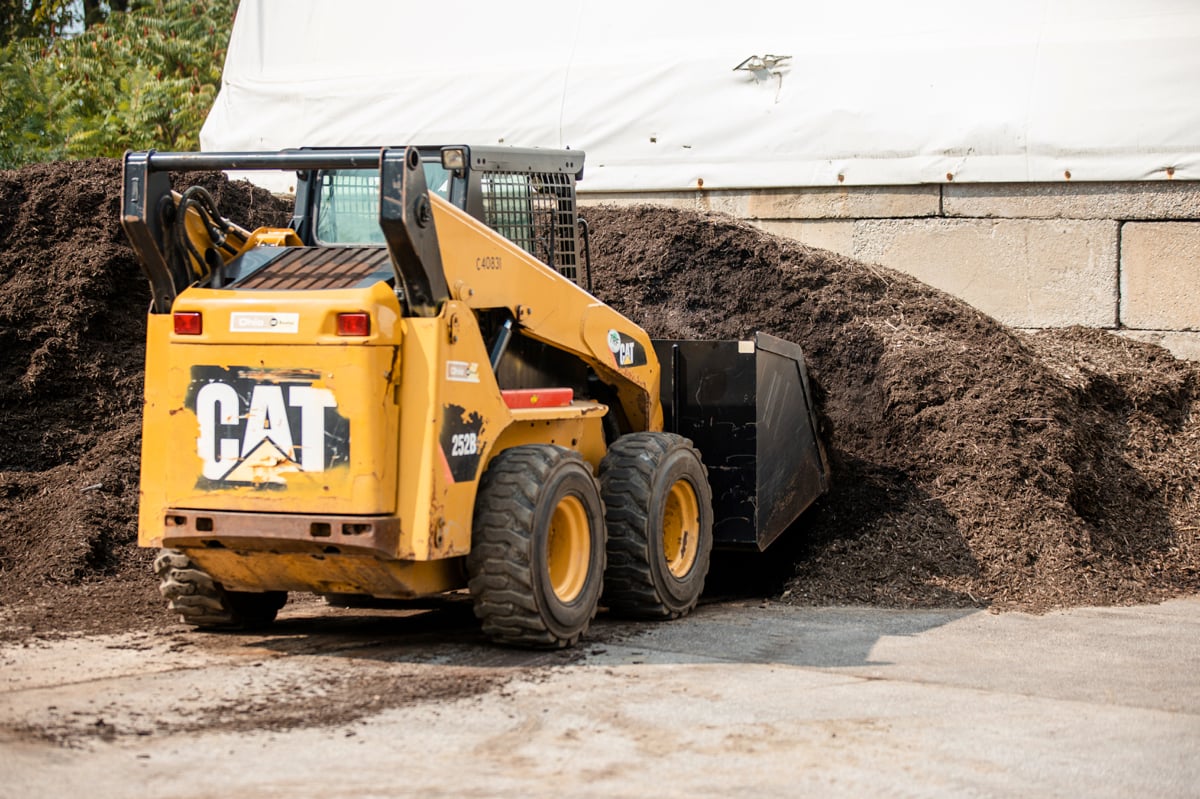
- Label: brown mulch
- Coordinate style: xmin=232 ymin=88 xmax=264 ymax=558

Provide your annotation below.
xmin=585 ymin=205 xmax=1199 ymax=610
xmin=0 ymin=160 xmax=1196 ymax=640
xmin=0 ymin=159 xmax=292 ymax=639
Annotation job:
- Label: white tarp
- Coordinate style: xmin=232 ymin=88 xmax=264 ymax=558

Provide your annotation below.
xmin=202 ymin=0 xmax=1200 ymax=192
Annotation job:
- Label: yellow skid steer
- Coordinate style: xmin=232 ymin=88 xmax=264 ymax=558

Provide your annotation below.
xmin=121 ymin=145 xmax=828 ymax=647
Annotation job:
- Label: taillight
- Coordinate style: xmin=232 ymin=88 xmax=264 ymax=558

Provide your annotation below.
xmin=173 ymin=311 xmax=202 ymax=335
xmin=338 ymin=311 xmax=369 ymax=335
xmin=336 ymin=312 xmax=370 ymax=337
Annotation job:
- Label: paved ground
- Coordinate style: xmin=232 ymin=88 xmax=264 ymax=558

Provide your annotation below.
xmin=1 ymin=595 xmax=1197 ymax=798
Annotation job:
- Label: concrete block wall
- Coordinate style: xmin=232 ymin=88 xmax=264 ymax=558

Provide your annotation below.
xmin=581 ymin=182 xmax=1200 ymax=361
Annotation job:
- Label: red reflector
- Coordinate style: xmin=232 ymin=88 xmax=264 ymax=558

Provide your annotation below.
xmin=173 ymin=311 xmax=202 ymax=335
xmin=336 ymin=312 xmax=370 ymax=336
xmin=501 ymin=388 xmax=574 ymax=409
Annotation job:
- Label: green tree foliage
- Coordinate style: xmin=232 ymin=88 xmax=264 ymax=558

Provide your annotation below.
xmin=0 ymin=0 xmax=77 ymax=46
xmin=0 ymin=0 xmax=236 ymax=168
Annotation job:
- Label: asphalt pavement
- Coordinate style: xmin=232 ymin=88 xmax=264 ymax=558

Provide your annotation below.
xmin=2 ymin=596 xmax=1197 ymax=797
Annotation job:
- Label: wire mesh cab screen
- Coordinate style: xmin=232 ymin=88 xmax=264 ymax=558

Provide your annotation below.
xmin=315 ymin=170 xmax=381 ymax=244
xmin=312 ymin=147 xmax=583 ymax=285
xmin=479 ymin=170 xmax=578 ymax=284
xmin=315 ymin=162 xmax=453 ymax=246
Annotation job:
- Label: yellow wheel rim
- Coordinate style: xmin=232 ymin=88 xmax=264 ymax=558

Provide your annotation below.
xmin=547 ymin=494 xmax=590 ymax=603
xmin=663 ymin=479 xmax=700 ymax=578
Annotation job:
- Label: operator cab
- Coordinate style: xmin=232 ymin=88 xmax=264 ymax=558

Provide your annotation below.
xmin=291 ymin=145 xmax=587 ymax=286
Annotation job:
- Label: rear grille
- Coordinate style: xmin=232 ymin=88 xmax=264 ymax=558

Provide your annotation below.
xmin=235 ymin=247 xmax=391 ymax=290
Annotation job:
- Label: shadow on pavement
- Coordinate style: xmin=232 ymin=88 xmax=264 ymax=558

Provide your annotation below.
xmin=227 ymin=595 xmax=978 ymax=671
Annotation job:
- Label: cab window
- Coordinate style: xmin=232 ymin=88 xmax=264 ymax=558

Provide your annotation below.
xmin=314 ymin=162 xmax=452 ymax=245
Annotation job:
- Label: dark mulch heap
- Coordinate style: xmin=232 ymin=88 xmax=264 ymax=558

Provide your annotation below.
xmin=0 ymin=159 xmax=292 ymax=639
xmin=586 ymin=205 xmax=1199 ymax=611
xmin=0 ymin=161 xmax=1196 ymax=639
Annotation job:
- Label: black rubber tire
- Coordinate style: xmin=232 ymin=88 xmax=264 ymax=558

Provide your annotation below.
xmin=467 ymin=445 xmax=606 ymax=648
xmin=154 ymin=549 xmax=286 ymax=630
xmin=600 ymin=432 xmax=714 ymax=619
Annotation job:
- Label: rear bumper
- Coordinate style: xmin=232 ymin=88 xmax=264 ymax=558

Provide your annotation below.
xmin=161 ymin=509 xmax=469 ymax=598
xmin=162 ymin=508 xmax=399 ymax=557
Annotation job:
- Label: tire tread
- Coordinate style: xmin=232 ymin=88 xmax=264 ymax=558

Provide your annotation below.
xmin=467 ymin=446 xmax=604 ymax=648
xmin=600 ymin=432 xmax=712 ymax=619
xmin=153 ymin=548 xmax=285 ymax=630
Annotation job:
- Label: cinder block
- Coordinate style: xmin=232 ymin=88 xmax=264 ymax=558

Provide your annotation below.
xmin=744 ymin=186 xmax=940 ymax=220
xmin=1119 ymin=331 xmax=1200 ymax=362
xmin=749 ymin=220 xmax=855 ymax=255
xmin=578 ymin=192 xmax=699 ymax=210
xmin=854 ymin=218 xmax=1119 ymax=328
xmin=577 ymin=191 xmax=753 ymax=219
xmin=578 ymin=191 xmax=750 ymax=217
xmin=580 ymin=185 xmax=941 ymax=220
xmin=1120 ymin=222 xmax=1200 ymax=330
xmin=945 ymin=181 xmax=1200 ymax=220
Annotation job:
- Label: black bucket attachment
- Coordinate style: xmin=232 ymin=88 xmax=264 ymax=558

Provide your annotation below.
xmin=653 ymin=332 xmax=830 ymax=551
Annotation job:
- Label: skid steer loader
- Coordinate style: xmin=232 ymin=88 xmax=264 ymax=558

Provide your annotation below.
xmin=121 ymin=145 xmax=829 ymax=647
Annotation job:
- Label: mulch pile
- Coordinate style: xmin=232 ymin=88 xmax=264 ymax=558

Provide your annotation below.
xmin=0 ymin=159 xmax=292 ymax=638
xmin=586 ymin=206 xmax=1199 ymax=610
xmin=0 ymin=160 xmax=1196 ymax=638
